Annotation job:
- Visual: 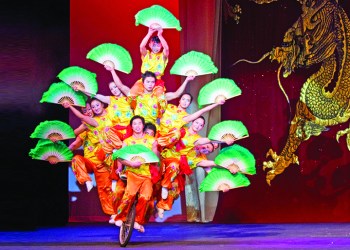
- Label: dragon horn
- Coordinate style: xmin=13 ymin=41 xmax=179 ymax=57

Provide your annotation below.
xmin=231 ymin=51 xmax=271 ymax=67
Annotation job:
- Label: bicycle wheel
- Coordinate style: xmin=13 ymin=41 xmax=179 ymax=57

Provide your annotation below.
xmin=119 ymin=199 xmax=136 ymax=247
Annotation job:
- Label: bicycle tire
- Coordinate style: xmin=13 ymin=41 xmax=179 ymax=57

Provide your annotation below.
xmin=119 ymin=199 xmax=137 ymax=247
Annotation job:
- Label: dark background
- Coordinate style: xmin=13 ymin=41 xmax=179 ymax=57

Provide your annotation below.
xmin=1 ymin=1 xmax=69 ymax=229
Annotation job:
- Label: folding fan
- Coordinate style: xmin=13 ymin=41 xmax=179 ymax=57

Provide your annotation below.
xmin=197 ymin=78 xmax=241 ymax=106
xmin=30 ymin=120 xmax=75 ymax=141
xmin=170 ymin=51 xmax=218 ymax=76
xmin=199 ymin=168 xmax=250 ymax=192
xmin=40 ymin=82 xmax=87 ymax=107
xmin=208 ymin=120 xmax=249 ymax=144
xmin=214 ymin=144 xmax=256 ymax=175
xmin=57 ymin=66 xmax=98 ymax=95
xmin=29 ymin=139 xmax=73 ymax=162
xmin=86 ymin=43 xmax=133 ymax=74
xmin=112 ymin=144 xmax=159 ymax=163
xmin=135 ymin=5 xmax=182 ymax=31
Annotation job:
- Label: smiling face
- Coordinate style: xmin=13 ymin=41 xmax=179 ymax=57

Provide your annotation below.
xmin=81 ymin=103 xmax=93 ymax=117
xmin=195 ymin=143 xmax=214 ymax=155
xmin=179 ymin=94 xmax=192 ymax=109
xmin=143 ymin=76 xmax=156 ymax=93
xmin=131 ymin=118 xmax=145 ymax=135
xmin=90 ymin=99 xmax=104 ymax=116
xmin=109 ymin=82 xmax=122 ymax=97
xmin=191 ymin=117 xmax=205 ymax=133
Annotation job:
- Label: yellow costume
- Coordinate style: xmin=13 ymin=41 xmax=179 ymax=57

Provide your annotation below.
xmin=129 ymin=50 xmax=168 ymax=97
xmin=131 ymin=93 xmax=167 ymax=126
xmin=157 ymin=104 xmax=188 ymax=147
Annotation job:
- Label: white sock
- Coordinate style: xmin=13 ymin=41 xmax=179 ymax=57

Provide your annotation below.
xmin=161 ymin=187 xmax=168 ymax=200
xmin=85 ymin=181 xmax=93 ymax=192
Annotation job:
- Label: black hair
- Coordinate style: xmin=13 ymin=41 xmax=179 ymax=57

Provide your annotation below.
xmin=151 ymin=36 xmax=160 ymax=43
xmin=130 ymin=115 xmax=145 ymax=126
xmin=90 ymin=98 xmax=105 ymax=108
xmin=141 ymin=71 xmax=157 ymax=82
xmin=179 ymin=92 xmax=193 ymax=104
xmin=195 ymin=115 xmax=206 ymax=125
xmin=144 ymin=122 xmax=157 ymax=135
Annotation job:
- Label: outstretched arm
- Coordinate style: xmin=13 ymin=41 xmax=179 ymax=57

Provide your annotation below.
xmin=72 ymin=85 xmax=111 ymax=104
xmin=183 ymin=99 xmax=225 ymax=123
xmin=157 ymin=27 xmax=169 ymax=60
xmin=140 ymin=27 xmax=156 ymax=57
xmin=165 ymin=75 xmax=195 ymax=101
xmin=104 ymin=65 xmax=130 ymax=96
xmin=62 ymin=102 xmax=98 ymax=127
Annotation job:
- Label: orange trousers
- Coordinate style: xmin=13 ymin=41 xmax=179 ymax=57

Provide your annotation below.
xmin=71 ymin=155 xmax=115 ymax=215
xmin=115 ymin=171 xmax=153 ymax=225
xmin=156 ymin=159 xmax=181 ymax=211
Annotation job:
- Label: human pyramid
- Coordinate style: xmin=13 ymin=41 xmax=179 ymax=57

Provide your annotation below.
xmin=29 ymin=5 xmax=256 ymax=233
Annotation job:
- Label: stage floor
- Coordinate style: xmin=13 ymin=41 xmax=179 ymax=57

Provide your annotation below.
xmin=1 ymin=223 xmax=350 ymax=249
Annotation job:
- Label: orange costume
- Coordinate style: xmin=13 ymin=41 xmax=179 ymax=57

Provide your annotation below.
xmin=71 ymin=127 xmax=116 ymax=215
xmin=157 ymin=128 xmax=203 ymax=212
xmin=129 ymin=50 xmax=168 ymax=96
xmin=114 ymin=134 xmax=156 ymax=225
xmin=157 ymin=103 xmax=188 ymax=148
xmin=74 ymin=112 xmax=122 ymax=214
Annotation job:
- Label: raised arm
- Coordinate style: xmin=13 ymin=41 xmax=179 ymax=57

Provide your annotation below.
xmin=104 ymin=65 xmax=130 ymax=96
xmin=62 ymin=102 xmax=98 ymax=127
xmin=165 ymin=75 xmax=195 ymax=101
xmin=183 ymin=99 xmax=225 ymax=123
xmin=72 ymin=85 xmax=111 ymax=104
xmin=140 ymin=27 xmax=156 ymax=57
xmin=157 ymin=27 xmax=169 ymax=60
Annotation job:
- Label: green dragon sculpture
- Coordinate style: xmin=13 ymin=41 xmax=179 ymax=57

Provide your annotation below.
xmin=246 ymin=0 xmax=350 ymax=185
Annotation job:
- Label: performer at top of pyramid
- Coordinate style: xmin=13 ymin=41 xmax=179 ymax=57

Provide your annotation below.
xmin=129 ymin=26 xmax=169 ymax=97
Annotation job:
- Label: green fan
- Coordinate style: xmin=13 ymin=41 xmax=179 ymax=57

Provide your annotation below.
xmin=214 ymin=144 xmax=256 ymax=175
xmin=40 ymin=82 xmax=87 ymax=107
xmin=135 ymin=5 xmax=182 ymax=31
xmin=198 ymin=78 xmax=241 ymax=106
xmin=57 ymin=66 xmax=98 ymax=95
xmin=29 ymin=139 xmax=73 ymax=162
xmin=208 ymin=120 xmax=249 ymax=144
xmin=112 ymin=144 xmax=159 ymax=163
xmin=170 ymin=51 xmax=218 ymax=76
xmin=30 ymin=120 xmax=75 ymax=141
xmin=199 ymin=168 xmax=250 ymax=192
xmin=86 ymin=43 xmax=133 ymax=74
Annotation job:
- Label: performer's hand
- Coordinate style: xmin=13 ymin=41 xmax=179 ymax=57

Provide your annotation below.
xmin=227 ymin=163 xmax=239 ymax=174
xmin=130 ymin=161 xmax=142 ymax=168
xmin=104 ymin=65 xmax=113 ymax=71
xmin=62 ymin=101 xmax=71 ymax=108
xmin=186 ymin=75 xmax=196 ymax=82
xmin=224 ymin=138 xmax=236 ymax=145
xmin=48 ymin=158 xmax=59 ymax=165
xmin=148 ymin=26 xmax=157 ymax=35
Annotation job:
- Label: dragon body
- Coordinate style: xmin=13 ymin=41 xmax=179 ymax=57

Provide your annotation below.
xmin=261 ymin=0 xmax=350 ymax=185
